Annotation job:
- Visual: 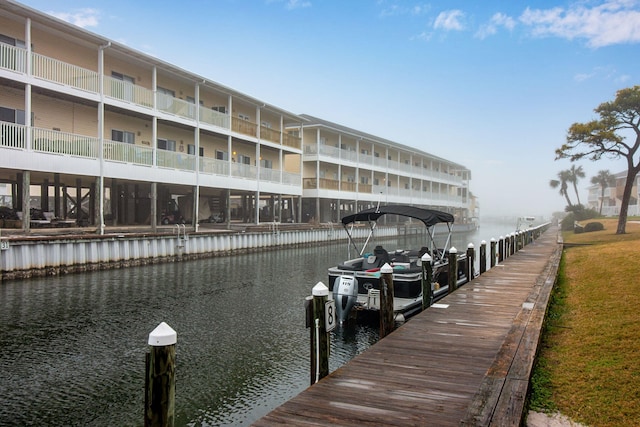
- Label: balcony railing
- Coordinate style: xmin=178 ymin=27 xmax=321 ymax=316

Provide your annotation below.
xmin=259 ymin=167 xmax=280 ymax=183
xmin=104 ymin=140 xmax=153 ymax=166
xmin=260 ymin=126 xmax=281 ymax=144
xmin=156 ymin=93 xmax=196 ymax=120
xmin=0 ymin=43 xmax=27 ymax=73
xmin=200 ymin=156 xmax=229 ymax=175
xmin=32 ymin=52 xmax=99 ymax=93
xmin=32 ymin=127 xmax=98 ymax=158
xmin=358 ymin=183 xmax=372 ymax=193
xmin=231 ymin=162 xmax=257 ymax=180
xmin=199 ymin=107 xmax=230 ymax=129
xmin=0 ymin=121 xmax=26 ymax=149
xmin=103 ymin=75 xmax=153 ymax=108
xmin=232 ymin=117 xmax=257 ymax=138
xmin=341 ymin=181 xmax=356 ymax=192
xmin=156 ymin=149 xmax=196 ymax=171
xmin=282 ymin=133 xmax=301 ymax=150
xmin=282 ymin=171 xmax=300 ymax=186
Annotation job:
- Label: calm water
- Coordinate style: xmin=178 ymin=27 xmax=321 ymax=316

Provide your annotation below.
xmin=0 ymin=220 xmax=517 ymax=426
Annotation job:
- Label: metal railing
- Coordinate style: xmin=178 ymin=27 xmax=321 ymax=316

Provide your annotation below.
xmin=199 ymin=157 xmax=229 ymax=175
xmin=32 ymin=127 xmax=98 ymax=158
xmin=104 ymin=140 xmax=153 ymax=166
xmin=0 ymin=43 xmax=27 ymax=73
xmin=0 ymin=122 xmax=26 ymax=149
xmin=156 ymin=93 xmax=196 ymax=120
xmin=103 ymin=75 xmax=153 ymax=108
xmin=156 ymin=149 xmax=196 ymax=171
xmin=199 ymin=107 xmax=230 ymax=129
xmin=31 ymin=52 xmax=99 ymax=93
xmin=231 ymin=162 xmax=257 ymax=180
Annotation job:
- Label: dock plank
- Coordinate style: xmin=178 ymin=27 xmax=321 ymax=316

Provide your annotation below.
xmin=253 ymin=227 xmax=561 ymax=426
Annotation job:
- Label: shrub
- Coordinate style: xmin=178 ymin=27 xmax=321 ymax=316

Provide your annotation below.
xmin=584 ymin=222 xmax=604 ymax=232
xmin=561 ymin=213 xmax=576 ymax=231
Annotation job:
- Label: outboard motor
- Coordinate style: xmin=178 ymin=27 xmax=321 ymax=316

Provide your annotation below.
xmin=333 ymin=275 xmax=358 ymax=324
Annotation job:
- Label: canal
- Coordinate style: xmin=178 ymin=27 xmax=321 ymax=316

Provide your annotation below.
xmin=0 ymin=220 xmax=517 ymax=426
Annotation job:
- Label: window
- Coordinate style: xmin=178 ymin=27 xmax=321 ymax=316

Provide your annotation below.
xmin=0 ymin=106 xmax=27 ymax=125
xmin=237 ymin=154 xmax=251 ymax=165
xmin=360 ymin=176 xmax=369 ymax=184
xmin=111 ymin=129 xmax=135 ymax=144
xmin=0 ymin=34 xmax=26 ymax=48
xmin=157 ymin=139 xmax=176 ymax=151
xmin=260 ymin=159 xmax=272 ymax=169
xmin=187 ymin=144 xmax=204 ymax=156
xmin=212 ymin=106 xmax=227 ymax=114
xmin=215 ymin=150 xmax=228 ymax=160
xmin=261 ymin=121 xmax=272 ymax=129
xmin=238 ymin=113 xmax=250 ymax=121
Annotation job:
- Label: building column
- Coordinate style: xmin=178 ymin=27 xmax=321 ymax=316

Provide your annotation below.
xmin=21 ymin=171 xmax=30 ymax=233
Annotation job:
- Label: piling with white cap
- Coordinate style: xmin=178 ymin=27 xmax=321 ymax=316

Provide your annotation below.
xmin=448 ymin=247 xmax=458 ymax=294
xmin=379 ymin=263 xmax=395 ymax=339
xmin=421 ymin=252 xmax=433 ymax=309
xmin=145 ymin=322 xmax=176 ymax=427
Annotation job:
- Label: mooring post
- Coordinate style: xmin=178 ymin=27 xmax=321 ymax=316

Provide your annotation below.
xmin=490 ymin=238 xmax=496 ymax=268
xmin=479 ymin=240 xmax=487 ymax=274
xmin=466 ymin=243 xmax=475 ymax=282
xmin=312 ymin=282 xmax=330 ymax=382
xmin=498 ymin=236 xmax=504 ymax=263
xmin=511 ymin=233 xmax=516 ymax=255
xmin=380 ymin=263 xmax=395 ymax=339
xmin=448 ymin=247 xmax=458 ymax=294
xmin=145 ymin=322 xmax=176 ymax=427
xmin=304 ymin=295 xmax=315 ymax=386
xmin=421 ymin=253 xmax=433 ymax=310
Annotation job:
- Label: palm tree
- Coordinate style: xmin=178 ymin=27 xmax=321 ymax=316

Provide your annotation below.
xmin=591 ymin=170 xmax=617 ymax=215
xmin=567 ymin=165 xmax=585 ymax=206
xmin=550 ymin=170 xmax=573 ymax=208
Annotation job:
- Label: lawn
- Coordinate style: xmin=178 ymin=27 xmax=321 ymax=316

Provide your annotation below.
xmin=529 ymin=219 xmax=640 ymax=426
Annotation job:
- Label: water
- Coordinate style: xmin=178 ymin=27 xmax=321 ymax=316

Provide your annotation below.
xmin=0 ymin=220 xmax=517 ymax=426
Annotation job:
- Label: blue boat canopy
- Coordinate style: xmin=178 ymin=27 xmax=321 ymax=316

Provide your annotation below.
xmin=341 ymin=205 xmax=454 ymax=228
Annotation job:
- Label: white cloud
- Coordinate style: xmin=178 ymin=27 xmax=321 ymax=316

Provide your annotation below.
xmin=285 ymin=0 xmax=311 ymax=10
xmin=378 ymin=2 xmax=430 ymax=18
xmin=433 ymin=10 xmax=465 ymax=31
xmin=519 ymin=0 xmax=640 ymax=47
xmin=48 ymin=8 xmax=100 ymax=28
xmin=475 ymin=12 xmax=516 ymax=39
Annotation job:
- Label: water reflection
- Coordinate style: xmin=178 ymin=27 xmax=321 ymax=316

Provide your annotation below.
xmin=0 ymin=222 xmax=515 ymax=426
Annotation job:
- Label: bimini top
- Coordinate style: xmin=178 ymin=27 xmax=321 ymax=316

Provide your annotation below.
xmin=341 ymin=205 xmax=454 ymax=228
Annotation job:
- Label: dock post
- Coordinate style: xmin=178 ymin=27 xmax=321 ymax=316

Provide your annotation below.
xmin=511 ymin=233 xmax=516 ymax=255
xmin=490 ymin=238 xmax=496 ymax=268
xmin=479 ymin=240 xmax=487 ymax=274
xmin=466 ymin=243 xmax=475 ymax=282
xmin=448 ymin=247 xmax=458 ymax=294
xmin=421 ymin=253 xmax=433 ymax=310
xmin=312 ymin=282 xmax=330 ymax=382
xmin=498 ymin=236 xmax=504 ymax=263
xmin=380 ymin=263 xmax=395 ymax=339
xmin=304 ymin=295 xmax=315 ymax=386
xmin=145 ymin=322 xmax=176 ymax=427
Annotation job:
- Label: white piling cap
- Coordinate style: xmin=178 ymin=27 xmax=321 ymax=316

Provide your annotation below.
xmin=148 ymin=321 xmax=177 ymax=346
xmin=490 ymin=237 xmax=496 ymax=242
xmin=312 ymin=281 xmax=329 ymax=296
xmin=481 ymin=240 xmax=487 ymax=245
xmin=449 ymin=246 xmax=457 ymax=254
xmin=421 ymin=252 xmax=432 ymax=262
xmin=380 ymin=263 xmax=393 ymax=273
xmin=467 ymin=243 xmax=474 ymax=249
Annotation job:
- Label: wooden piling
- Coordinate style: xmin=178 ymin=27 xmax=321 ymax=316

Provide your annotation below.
xmin=380 ymin=263 xmax=395 ymax=339
xmin=311 ymin=282 xmax=330 ymax=382
xmin=304 ymin=295 xmax=315 ymax=386
xmin=466 ymin=243 xmax=475 ymax=281
xmin=498 ymin=237 xmax=504 ymax=263
xmin=145 ymin=322 xmax=176 ymax=427
xmin=448 ymin=247 xmax=458 ymax=294
xmin=479 ymin=240 xmax=487 ymax=274
xmin=421 ymin=253 xmax=433 ymax=310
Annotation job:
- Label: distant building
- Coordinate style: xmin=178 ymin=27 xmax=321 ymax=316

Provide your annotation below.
xmin=0 ymin=0 xmax=473 ymax=231
xmin=587 ymin=170 xmax=640 ymax=216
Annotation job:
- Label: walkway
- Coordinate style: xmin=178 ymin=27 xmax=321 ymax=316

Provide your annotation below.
xmin=253 ymin=226 xmax=561 ymax=426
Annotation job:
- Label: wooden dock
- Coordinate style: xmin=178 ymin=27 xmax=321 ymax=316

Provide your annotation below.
xmin=253 ymin=226 xmax=562 ymax=426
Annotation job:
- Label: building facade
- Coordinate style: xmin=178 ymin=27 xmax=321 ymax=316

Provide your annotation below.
xmin=0 ymin=0 xmax=473 ymax=232
xmin=587 ymin=170 xmax=640 ymax=216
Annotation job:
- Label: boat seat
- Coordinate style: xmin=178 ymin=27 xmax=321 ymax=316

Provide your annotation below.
xmin=373 ymin=245 xmax=390 ymax=264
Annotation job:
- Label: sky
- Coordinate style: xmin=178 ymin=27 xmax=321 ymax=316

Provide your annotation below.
xmin=16 ymin=0 xmax=640 ymax=218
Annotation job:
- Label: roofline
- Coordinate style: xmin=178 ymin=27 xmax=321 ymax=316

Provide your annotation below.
xmin=1 ymin=0 xmax=305 ymax=121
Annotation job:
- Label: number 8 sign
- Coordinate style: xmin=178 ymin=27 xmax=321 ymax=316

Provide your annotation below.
xmin=325 ymin=300 xmax=336 ymax=332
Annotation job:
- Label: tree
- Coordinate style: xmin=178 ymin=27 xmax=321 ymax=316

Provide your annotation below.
xmin=567 ymin=164 xmax=585 ymax=206
xmin=549 ymin=170 xmax=574 ymax=208
xmin=590 ymin=170 xmax=617 ymax=215
xmin=556 ymin=85 xmax=640 ymax=234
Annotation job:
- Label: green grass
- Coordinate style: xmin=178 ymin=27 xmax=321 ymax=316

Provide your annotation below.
xmin=529 ymin=219 xmax=640 ymax=426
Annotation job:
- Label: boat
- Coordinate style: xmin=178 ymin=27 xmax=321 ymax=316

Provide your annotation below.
xmin=328 ymin=205 xmax=469 ymax=324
